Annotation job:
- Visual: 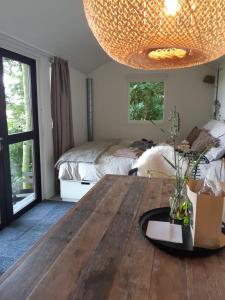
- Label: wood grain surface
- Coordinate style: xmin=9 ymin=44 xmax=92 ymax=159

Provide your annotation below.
xmin=0 ymin=175 xmax=224 ymax=300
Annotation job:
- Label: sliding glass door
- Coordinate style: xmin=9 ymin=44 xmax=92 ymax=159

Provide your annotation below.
xmin=0 ymin=48 xmax=41 ymax=228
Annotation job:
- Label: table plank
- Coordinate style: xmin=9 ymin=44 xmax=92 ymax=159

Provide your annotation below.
xmin=150 ymin=251 xmax=187 ymax=300
xmin=108 ymin=179 xmax=164 ymax=300
xmin=186 ymin=254 xmax=225 ymax=300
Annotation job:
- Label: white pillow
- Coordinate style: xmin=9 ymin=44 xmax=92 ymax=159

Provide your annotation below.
xmin=204 ymin=120 xmax=225 ymax=161
xmin=205 ymin=147 xmax=225 ymax=162
xmin=208 ymin=124 xmax=225 ymax=140
xmin=203 ymin=119 xmax=224 ymax=131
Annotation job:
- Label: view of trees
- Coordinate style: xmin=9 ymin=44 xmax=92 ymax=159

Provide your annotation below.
xmin=129 ymin=81 xmax=164 ymax=121
xmin=3 ymin=58 xmax=33 ymax=196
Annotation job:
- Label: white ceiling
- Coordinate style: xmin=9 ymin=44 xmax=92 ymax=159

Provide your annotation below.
xmin=0 ymin=0 xmax=223 ymax=74
xmin=0 ymin=0 xmax=110 ymax=73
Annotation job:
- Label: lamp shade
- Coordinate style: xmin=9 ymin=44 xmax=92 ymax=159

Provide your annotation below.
xmin=83 ymin=0 xmax=225 ymax=70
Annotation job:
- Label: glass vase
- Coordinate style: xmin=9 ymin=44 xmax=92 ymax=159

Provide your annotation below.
xmin=169 ymin=193 xmax=181 ymax=221
xmin=169 ymin=186 xmax=191 ymax=225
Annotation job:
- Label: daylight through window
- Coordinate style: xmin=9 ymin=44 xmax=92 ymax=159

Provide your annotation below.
xmin=128 ymin=81 xmax=165 ymax=121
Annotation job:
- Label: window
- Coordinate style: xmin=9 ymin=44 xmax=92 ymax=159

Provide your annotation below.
xmin=128 ymin=81 xmax=165 ymax=122
xmin=0 ymin=48 xmax=41 ymax=226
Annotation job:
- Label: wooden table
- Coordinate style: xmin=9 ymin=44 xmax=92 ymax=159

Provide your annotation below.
xmin=0 ymin=175 xmax=225 ymax=300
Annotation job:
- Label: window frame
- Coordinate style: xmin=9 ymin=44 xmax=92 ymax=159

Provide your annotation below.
xmin=0 ymin=47 xmax=42 ymax=227
xmin=126 ymin=74 xmax=167 ymax=124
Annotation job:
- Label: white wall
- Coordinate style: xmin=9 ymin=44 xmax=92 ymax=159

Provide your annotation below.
xmin=217 ymin=59 xmax=225 ymax=119
xmin=69 ymin=66 xmax=87 ymax=145
xmin=89 ymin=61 xmax=216 ymax=142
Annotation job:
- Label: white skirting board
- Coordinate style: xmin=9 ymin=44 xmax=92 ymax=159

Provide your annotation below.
xmin=60 ymin=180 xmax=96 ymax=202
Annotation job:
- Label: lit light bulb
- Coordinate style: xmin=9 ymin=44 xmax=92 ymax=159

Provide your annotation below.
xmin=164 ymin=0 xmax=181 ymax=16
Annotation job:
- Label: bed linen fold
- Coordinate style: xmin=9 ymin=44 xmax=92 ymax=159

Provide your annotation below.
xmin=56 ymin=140 xmax=119 ymax=167
xmin=58 ymin=144 xmax=137 ymax=181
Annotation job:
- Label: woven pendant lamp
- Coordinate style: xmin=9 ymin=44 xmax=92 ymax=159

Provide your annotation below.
xmin=83 ymin=0 xmax=225 ymax=70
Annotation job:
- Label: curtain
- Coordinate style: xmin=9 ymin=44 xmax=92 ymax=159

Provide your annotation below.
xmin=51 ymin=57 xmax=74 ymax=193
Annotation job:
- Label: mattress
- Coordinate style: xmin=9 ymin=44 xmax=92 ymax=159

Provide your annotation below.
xmin=58 ymin=143 xmax=137 ymax=182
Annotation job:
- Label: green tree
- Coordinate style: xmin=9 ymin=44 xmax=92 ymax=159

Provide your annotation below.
xmin=129 ymin=81 xmax=164 ymax=121
xmin=21 ymin=64 xmax=32 ymax=190
xmin=3 ymin=58 xmax=32 ymax=193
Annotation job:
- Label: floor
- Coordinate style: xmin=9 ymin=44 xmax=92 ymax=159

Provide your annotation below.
xmin=0 ymin=200 xmax=74 ymax=276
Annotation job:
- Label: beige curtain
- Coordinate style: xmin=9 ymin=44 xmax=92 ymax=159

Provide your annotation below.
xmin=51 ymin=57 xmax=74 ymax=192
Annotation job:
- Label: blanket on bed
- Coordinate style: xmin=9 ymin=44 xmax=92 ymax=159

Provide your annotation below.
xmin=133 ymin=144 xmax=187 ymax=178
xmin=133 ymin=144 xmax=225 ymax=181
xmin=56 ymin=140 xmax=118 ymax=167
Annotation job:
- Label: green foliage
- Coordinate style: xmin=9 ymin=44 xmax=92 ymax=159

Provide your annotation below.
xmin=3 ymin=58 xmax=32 ymax=193
xmin=128 ymin=81 xmax=164 ymax=121
xmin=4 ymin=59 xmax=27 ymax=134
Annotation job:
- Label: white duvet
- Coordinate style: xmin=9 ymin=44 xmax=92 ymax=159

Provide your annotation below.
xmin=58 ymin=144 xmax=136 ymax=182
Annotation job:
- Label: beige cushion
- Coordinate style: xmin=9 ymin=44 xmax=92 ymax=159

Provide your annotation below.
xmin=187 ymin=127 xmax=201 ymax=146
xmin=191 ymin=129 xmax=219 ymax=153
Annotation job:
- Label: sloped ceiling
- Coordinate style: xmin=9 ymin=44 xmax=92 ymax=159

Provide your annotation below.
xmin=0 ymin=0 xmax=223 ymax=73
xmin=0 ymin=0 xmax=110 ymax=73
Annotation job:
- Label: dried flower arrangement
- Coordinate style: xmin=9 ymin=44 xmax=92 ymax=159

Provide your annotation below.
xmin=149 ymin=107 xmax=209 ymax=224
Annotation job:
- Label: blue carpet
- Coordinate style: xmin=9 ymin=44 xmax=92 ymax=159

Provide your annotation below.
xmin=0 ymin=200 xmax=74 ymax=276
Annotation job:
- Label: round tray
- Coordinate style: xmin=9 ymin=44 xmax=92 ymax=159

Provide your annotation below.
xmin=139 ymin=207 xmax=225 ymax=257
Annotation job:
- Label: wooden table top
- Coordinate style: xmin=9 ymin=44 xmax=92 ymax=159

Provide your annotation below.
xmin=0 ymin=175 xmax=225 ymax=300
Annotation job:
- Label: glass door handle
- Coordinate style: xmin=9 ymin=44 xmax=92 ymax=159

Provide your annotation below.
xmin=0 ymin=137 xmax=3 ymax=152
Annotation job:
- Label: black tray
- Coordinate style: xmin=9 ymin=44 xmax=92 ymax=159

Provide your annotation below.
xmin=139 ymin=207 xmax=225 ymax=257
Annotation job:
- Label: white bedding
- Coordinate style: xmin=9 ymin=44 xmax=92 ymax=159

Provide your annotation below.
xmin=58 ymin=142 xmax=225 ymax=183
xmin=56 ymin=140 xmax=118 ymax=167
xmin=198 ymin=160 xmax=225 ymax=181
xmin=58 ymin=143 xmax=137 ymax=182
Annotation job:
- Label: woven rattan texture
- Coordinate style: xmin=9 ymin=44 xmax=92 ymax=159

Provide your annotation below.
xmin=83 ymin=0 xmax=225 ymax=69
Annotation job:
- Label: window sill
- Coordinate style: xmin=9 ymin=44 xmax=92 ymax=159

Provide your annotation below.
xmin=128 ymin=119 xmax=164 ymax=125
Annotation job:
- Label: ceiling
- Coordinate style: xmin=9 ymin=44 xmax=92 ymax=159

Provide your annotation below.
xmin=0 ymin=0 xmax=110 ymax=73
xmin=0 ymin=0 xmax=223 ymax=74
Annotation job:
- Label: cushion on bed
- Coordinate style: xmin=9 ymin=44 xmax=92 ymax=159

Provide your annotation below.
xmin=186 ymin=127 xmax=201 ymax=146
xmin=205 ymin=147 xmax=225 ymax=162
xmin=203 ymin=120 xmax=225 ymax=161
xmin=191 ymin=129 xmax=219 ymax=153
xmin=203 ymin=119 xmax=224 ymax=131
xmin=204 ymin=120 xmax=225 ymax=136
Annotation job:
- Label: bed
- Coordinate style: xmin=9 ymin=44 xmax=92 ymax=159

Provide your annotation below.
xmin=56 ymin=119 xmax=225 ymax=202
